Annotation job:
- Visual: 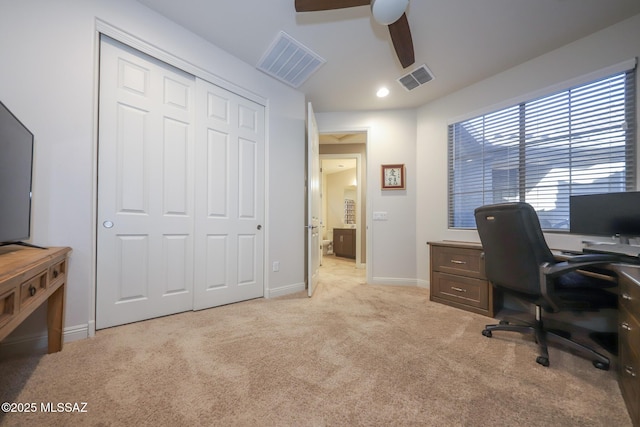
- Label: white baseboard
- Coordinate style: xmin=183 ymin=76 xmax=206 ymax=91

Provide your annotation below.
xmin=267 ymin=282 xmax=305 ymax=298
xmin=65 ymin=324 xmax=90 ymax=342
xmin=88 ymin=320 xmax=96 ymax=337
xmin=417 ymin=279 xmax=430 ymax=289
xmin=0 ymin=324 xmax=89 ymax=359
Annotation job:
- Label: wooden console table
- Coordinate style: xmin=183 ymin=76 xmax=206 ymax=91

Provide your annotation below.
xmin=0 ymin=245 xmax=71 ymax=353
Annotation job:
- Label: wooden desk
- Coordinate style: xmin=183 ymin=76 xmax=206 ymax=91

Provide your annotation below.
xmin=0 ymin=245 xmax=71 ymax=353
xmin=428 ymin=241 xmax=639 ymax=425
xmin=616 ymin=265 xmax=640 ymax=426
xmin=428 ymin=241 xmax=495 ymax=317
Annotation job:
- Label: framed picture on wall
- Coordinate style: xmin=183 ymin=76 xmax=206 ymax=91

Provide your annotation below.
xmin=381 ymin=164 xmax=405 ymax=190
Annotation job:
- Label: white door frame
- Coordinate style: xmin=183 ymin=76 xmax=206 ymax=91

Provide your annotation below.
xmin=90 ymin=21 xmax=269 ymax=336
xmin=320 ymin=153 xmax=364 ymax=269
xmin=316 ymin=127 xmax=370 ymax=283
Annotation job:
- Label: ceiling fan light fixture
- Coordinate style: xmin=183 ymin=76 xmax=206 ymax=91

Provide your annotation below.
xmin=371 ymin=0 xmax=409 ymax=25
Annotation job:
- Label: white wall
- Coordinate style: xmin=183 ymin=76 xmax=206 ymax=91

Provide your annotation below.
xmin=316 ymin=110 xmax=417 ymax=285
xmin=0 ymin=0 xmax=305 ymax=348
xmin=416 ymin=13 xmax=640 ymax=285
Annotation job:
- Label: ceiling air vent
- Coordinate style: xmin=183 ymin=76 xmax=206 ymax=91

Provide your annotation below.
xmin=397 ymin=64 xmax=435 ymax=91
xmin=257 ymin=31 xmax=326 ymax=88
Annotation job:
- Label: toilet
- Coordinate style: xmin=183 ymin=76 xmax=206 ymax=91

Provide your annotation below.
xmin=322 ymin=239 xmax=333 ymax=255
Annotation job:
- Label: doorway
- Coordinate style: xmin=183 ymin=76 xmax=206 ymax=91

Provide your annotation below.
xmin=319 ymin=132 xmax=367 ymax=270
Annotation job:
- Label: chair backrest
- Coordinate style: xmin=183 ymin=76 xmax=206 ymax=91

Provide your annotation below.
xmin=474 ymin=202 xmax=556 ymax=296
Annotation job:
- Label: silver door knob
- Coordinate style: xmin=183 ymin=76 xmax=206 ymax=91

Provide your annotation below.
xmin=103 ymin=221 xmax=114 ymax=228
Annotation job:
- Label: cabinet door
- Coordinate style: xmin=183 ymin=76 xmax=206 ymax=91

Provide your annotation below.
xmin=334 ymin=230 xmax=355 ymax=258
xmin=333 ymin=230 xmax=342 ymax=255
xmin=343 ymin=231 xmax=354 ymax=258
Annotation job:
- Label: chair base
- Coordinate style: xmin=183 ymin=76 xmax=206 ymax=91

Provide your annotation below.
xmin=482 ymin=317 xmax=610 ymax=370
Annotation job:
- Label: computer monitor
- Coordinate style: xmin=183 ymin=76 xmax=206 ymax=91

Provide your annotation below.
xmin=570 ymin=191 xmax=640 ymax=243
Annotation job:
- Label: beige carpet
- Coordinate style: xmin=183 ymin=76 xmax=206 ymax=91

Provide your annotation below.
xmin=0 ymin=256 xmax=631 ymax=426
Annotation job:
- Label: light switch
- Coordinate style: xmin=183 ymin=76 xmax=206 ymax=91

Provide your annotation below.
xmin=373 ymin=211 xmax=388 ymax=220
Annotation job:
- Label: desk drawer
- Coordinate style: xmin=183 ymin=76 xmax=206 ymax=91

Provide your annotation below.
xmin=620 ymin=272 xmax=640 ymax=318
xmin=0 ymin=286 xmax=17 ymax=329
xmin=620 ymin=304 xmax=640 ymax=358
xmin=619 ymin=339 xmax=640 ymax=426
xmin=618 ymin=271 xmax=640 ymax=426
xmin=431 ymin=246 xmax=484 ymax=279
xmin=49 ymin=259 xmax=67 ymax=284
xmin=19 ymin=271 xmax=47 ymax=309
xmin=431 ymin=271 xmax=489 ymax=309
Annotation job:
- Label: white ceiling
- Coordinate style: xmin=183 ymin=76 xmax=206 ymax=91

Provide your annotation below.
xmin=136 ymin=0 xmax=640 ymax=113
xmin=322 ymin=158 xmax=357 ymax=175
xmin=319 ymin=132 xmax=367 ymax=144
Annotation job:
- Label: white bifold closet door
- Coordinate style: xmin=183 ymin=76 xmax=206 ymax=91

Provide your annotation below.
xmin=192 ymin=79 xmax=265 ymax=310
xmin=96 ymin=36 xmax=264 ymax=329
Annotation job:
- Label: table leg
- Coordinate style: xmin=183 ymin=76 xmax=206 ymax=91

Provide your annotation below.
xmin=47 ymin=284 xmax=65 ymax=353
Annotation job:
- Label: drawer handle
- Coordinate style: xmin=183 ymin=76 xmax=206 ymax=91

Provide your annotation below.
xmin=621 ymin=322 xmax=632 ymax=332
xmin=29 ymin=285 xmax=36 ymax=297
xmin=451 ymin=286 xmax=467 ymax=293
xmin=53 ymin=270 xmax=59 ymax=278
xmin=621 ymin=293 xmax=632 ymax=301
xmin=624 ymin=365 xmax=636 ymax=377
xmin=450 ymin=260 xmax=466 ymax=265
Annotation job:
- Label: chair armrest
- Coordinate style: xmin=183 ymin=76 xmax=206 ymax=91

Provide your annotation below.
xmin=539 ymin=256 xmax=618 ymax=312
xmin=542 ymin=257 xmax=616 ymax=277
xmin=565 ymin=253 xmax=621 ymax=263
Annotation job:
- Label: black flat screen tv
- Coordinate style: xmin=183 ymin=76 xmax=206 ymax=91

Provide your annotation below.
xmin=0 ymin=100 xmax=34 ymax=247
xmin=570 ymin=191 xmax=640 ymax=241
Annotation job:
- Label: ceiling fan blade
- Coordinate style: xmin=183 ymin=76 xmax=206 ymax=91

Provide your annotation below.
xmin=388 ymin=13 xmax=415 ymax=68
xmin=295 ymin=0 xmax=371 ymax=12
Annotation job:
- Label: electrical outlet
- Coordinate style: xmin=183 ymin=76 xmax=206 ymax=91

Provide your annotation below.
xmin=273 ymin=261 xmax=280 ymax=272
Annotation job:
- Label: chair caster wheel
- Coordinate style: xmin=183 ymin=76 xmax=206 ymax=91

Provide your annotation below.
xmin=536 ymin=356 xmax=550 ymax=367
xmin=482 ymin=330 xmax=492 ymax=338
xmin=593 ymin=360 xmax=609 ymax=371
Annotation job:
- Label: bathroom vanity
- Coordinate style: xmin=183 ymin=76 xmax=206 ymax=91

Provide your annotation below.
xmin=333 ymin=228 xmax=356 ymax=259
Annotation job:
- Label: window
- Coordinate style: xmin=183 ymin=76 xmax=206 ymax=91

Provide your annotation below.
xmin=448 ymin=67 xmax=637 ymax=230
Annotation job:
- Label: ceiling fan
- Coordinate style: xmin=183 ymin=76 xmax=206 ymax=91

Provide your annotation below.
xmin=295 ymin=0 xmax=415 ymax=68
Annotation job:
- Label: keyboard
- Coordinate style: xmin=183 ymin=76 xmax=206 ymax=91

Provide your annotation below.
xmin=583 ymin=243 xmax=640 ymax=258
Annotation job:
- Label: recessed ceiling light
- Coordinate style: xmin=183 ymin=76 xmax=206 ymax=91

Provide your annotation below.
xmin=377 ymin=87 xmax=390 ymax=98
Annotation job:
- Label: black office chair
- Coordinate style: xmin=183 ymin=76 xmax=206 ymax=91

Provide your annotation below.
xmin=474 ymin=202 xmax=618 ymax=370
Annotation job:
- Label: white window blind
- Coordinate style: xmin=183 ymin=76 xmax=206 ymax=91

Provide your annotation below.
xmin=448 ymin=67 xmax=637 ymax=230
